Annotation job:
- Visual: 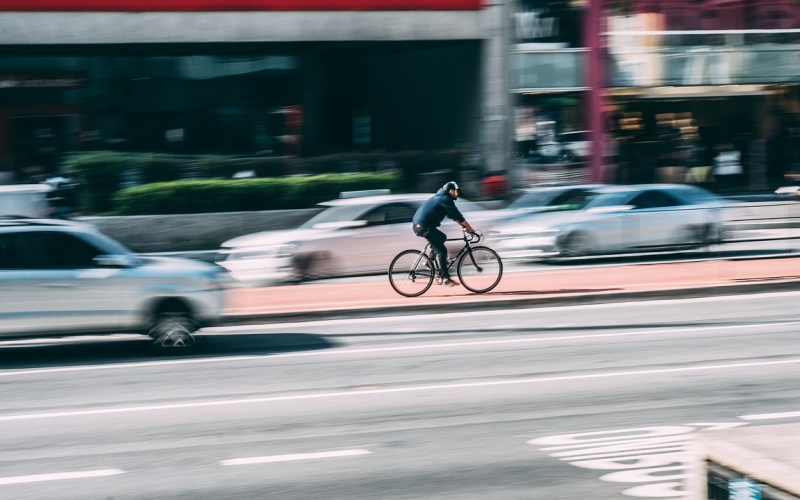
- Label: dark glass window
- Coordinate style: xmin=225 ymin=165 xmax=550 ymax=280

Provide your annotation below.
xmin=362 ymin=203 xmax=416 ymax=225
xmin=629 ymin=191 xmax=680 ymax=210
xmin=0 ymin=231 xmax=102 ymax=269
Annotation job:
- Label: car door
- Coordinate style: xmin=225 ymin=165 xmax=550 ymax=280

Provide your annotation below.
xmin=622 ymin=190 xmax=684 ymax=249
xmin=347 ymin=202 xmax=417 ymax=273
xmin=0 ymin=230 xmax=126 ymax=337
xmin=0 ymin=232 xmax=58 ymax=336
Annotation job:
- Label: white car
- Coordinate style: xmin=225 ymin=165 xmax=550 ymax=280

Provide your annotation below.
xmin=488 ymin=184 xmax=728 ymax=260
xmin=217 ymin=193 xmax=498 ymax=285
xmin=0 ymin=217 xmax=227 ymax=349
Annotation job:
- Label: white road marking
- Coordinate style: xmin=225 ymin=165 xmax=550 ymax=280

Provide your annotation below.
xmin=739 ymin=411 xmax=800 ymax=421
xmin=1 ymin=357 xmax=800 ymax=422
xmin=1 ymin=321 xmax=797 ymax=379
xmin=220 ymin=449 xmax=371 ymax=466
xmin=0 ymin=469 xmax=124 ymax=486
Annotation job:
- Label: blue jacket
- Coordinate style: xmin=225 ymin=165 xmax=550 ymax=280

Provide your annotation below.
xmin=412 ymin=188 xmax=465 ymax=228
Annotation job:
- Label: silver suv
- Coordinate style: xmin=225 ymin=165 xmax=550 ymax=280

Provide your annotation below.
xmin=0 ymin=217 xmax=227 ymax=350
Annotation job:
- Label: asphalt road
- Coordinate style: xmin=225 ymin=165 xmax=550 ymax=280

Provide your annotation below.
xmin=2 ymin=291 xmax=800 ymax=499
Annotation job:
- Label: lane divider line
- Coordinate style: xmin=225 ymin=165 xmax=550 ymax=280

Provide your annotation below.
xmin=3 ymin=321 xmax=799 ymax=379
xmin=740 ymin=411 xmax=800 ymax=421
xmin=0 ymin=469 xmax=125 ymax=486
xmin=2 ymin=357 xmax=800 ymax=422
xmin=220 ymin=449 xmax=372 ymax=466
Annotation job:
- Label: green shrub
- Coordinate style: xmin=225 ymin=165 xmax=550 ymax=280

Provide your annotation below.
xmin=112 ymin=172 xmax=402 ymax=215
xmin=64 ymin=147 xmax=476 ymax=213
xmin=63 ymin=151 xmax=129 ymax=213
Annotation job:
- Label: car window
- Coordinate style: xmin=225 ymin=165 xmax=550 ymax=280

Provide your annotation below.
xmin=506 ymin=191 xmax=555 ymax=210
xmin=584 ymin=191 xmax=633 ymax=209
xmin=0 ymin=231 xmax=103 ymax=269
xmin=547 ymin=189 xmax=597 ymax=210
xmin=673 ymin=185 xmax=723 ymax=204
xmin=299 ymin=205 xmax=372 ymax=228
xmin=0 ymin=234 xmax=21 ymax=269
xmin=629 ymin=191 xmax=680 ymax=210
xmin=362 ymin=203 xmax=416 ymax=225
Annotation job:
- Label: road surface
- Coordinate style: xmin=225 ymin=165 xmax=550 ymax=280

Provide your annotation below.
xmin=1 ymin=291 xmax=799 ymax=498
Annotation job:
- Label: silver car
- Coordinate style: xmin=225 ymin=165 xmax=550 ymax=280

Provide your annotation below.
xmin=501 ymin=184 xmax=607 ymax=215
xmin=0 ymin=217 xmax=227 ymax=349
xmin=217 ymin=193 xmax=497 ymax=285
xmin=489 ymin=184 xmax=727 ymax=260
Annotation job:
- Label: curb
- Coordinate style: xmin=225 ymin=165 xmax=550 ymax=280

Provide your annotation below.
xmin=221 ymin=279 xmax=800 ymax=325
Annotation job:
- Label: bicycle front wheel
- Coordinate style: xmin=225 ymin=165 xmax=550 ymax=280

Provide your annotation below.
xmin=389 ymin=250 xmax=435 ymax=297
xmin=457 ymin=246 xmax=503 ymax=294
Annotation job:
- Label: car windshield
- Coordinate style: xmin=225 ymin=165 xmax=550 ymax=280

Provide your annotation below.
xmin=299 ymin=204 xmax=372 ymax=229
xmin=583 ymin=191 xmax=635 ymax=209
xmin=507 ymin=189 xmax=596 ymax=212
xmin=506 ymin=191 xmax=557 ymax=210
xmin=86 ymin=230 xmax=137 ymax=256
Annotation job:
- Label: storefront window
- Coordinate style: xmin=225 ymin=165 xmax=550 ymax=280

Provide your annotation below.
xmin=0 ymin=53 xmax=300 ymax=177
xmin=513 ymin=0 xmax=582 ymax=48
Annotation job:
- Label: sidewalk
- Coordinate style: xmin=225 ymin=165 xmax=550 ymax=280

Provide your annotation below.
xmin=223 ymin=255 xmax=800 ymax=324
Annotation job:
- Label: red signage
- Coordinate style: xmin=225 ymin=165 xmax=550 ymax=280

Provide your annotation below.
xmin=0 ymin=0 xmax=483 ymax=10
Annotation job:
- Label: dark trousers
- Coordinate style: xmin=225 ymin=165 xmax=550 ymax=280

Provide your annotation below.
xmin=413 ymin=224 xmax=450 ymax=279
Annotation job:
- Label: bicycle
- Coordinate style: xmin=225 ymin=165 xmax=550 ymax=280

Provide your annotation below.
xmin=388 ymin=229 xmax=503 ymax=297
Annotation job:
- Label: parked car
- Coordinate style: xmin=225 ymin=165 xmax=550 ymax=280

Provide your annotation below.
xmin=217 ymin=193 xmax=498 ymax=285
xmin=559 ymin=130 xmax=591 ymax=163
xmin=0 ymin=216 xmax=227 ymax=349
xmin=0 ymin=184 xmax=53 ymax=218
xmin=488 ymin=184 xmax=728 ymax=260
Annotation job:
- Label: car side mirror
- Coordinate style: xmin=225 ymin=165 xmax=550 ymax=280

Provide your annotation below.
xmin=94 ymin=254 xmax=138 ymax=268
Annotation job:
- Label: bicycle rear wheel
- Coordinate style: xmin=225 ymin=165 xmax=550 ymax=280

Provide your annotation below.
xmin=389 ymin=250 xmax=435 ymax=297
xmin=457 ymin=246 xmax=503 ymax=294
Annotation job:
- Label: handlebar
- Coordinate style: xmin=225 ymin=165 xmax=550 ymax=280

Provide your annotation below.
xmin=463 ymin=228 xmax=482 ymax=243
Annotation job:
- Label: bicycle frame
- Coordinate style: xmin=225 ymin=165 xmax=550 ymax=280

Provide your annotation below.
xmin=414 ymin=233 xmax=482 ymax=276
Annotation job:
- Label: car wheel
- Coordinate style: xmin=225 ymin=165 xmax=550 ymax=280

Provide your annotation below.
xmin=149 ymin=304 xmax=198 ymax=351
xmin=560 ymin=232 xmax=595 ymax=257
xmin=675 ymin=225 xmax=714 ymax=250
xmin=705 ymin=223 xmax=723 ymax=245
xmin=292 ymin=251 xmax=331 ymax=282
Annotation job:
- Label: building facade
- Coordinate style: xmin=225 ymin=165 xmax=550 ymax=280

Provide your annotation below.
xmin=511 ymin=0 xmax=800 ymax=191
xmin=4 ymin=0 xmax=800 ymax=192
xmin=0 ymin=0 xmax=509 ymax=184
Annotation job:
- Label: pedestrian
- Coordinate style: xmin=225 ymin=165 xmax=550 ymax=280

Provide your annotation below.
xmin=412 ymin=181 xmax=476 ymax=287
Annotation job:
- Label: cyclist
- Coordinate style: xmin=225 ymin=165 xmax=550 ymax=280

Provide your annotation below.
xmin=412 ymin=181 xmax=476 ymax=287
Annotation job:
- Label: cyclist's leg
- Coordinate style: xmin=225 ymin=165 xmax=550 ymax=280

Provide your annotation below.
xmin=413 ymin=224 xmax=435 ymax=273
xmin=426 ymin=229 xmax=449 ymax=279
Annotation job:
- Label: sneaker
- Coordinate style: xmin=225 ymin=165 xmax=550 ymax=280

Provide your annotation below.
xmin=434 ymin=277 xmax=443 ymax=285
xmin=442 ymin=278 xmax=459 ymax=287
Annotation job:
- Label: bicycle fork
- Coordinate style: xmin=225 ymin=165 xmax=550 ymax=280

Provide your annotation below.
xmin=408 ymin=243 xmax=432 ymax=280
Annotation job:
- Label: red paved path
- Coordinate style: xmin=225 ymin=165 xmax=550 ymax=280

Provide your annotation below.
xmin=225 ymin=256 xmax=800 ymax=316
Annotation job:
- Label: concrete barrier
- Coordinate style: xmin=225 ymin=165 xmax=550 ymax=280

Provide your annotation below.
xmin=77 ymin=208 xmax=322 ymax=253
xmin=77 ymin=200 xmax=800 ymax=254
xmin=688 ymin=423 xmax=800 ymax=499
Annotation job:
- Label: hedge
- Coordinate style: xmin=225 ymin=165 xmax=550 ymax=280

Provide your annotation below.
xmin=112 ymin=173 xmax=403 ymax=215
xmin=63 ymin=147 xmax=480 ymax=214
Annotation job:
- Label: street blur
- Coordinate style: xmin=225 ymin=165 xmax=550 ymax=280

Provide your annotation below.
xmin=3 ymin=292 xmax=800 ymax=498
xmin=4 ymin=0 xmax=800 ymax=498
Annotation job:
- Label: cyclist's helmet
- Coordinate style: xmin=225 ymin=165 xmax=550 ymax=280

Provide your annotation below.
xmin=443 ymin=181 xmax=460 ymax=192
